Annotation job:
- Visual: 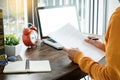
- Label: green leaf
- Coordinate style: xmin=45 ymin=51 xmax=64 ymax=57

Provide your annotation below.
xmin=4 ymin=34 xmax=20 ymax=46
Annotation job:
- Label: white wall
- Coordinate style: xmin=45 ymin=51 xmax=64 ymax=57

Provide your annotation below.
xmin=107 ymin=0 xmax=120 ymax=25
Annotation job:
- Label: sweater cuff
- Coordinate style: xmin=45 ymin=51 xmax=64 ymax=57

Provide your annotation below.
xmin=73 ymin=52 xmax=85 ymax=64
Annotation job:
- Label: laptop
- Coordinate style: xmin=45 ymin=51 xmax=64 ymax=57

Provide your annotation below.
xmin=36 ymin=6 xmax=79 ymax=49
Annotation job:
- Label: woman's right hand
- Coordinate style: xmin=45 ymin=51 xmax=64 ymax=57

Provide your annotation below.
xmin=85 ymin=36 xmax=105 ymax=52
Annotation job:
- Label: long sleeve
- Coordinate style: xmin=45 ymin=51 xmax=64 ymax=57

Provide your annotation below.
xmin=73 ymin=7 xmax=120 ymax=80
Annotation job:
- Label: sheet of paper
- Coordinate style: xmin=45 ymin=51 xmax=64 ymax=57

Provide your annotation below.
xmin=29 ymin=60 xmax=51 ymax=72
xmin=3 ymin=61 xmax=26 ymax=73
xmin=48 ymin=23 xmax=105 ymax=61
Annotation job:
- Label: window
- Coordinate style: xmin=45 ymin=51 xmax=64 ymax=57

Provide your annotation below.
xmin=37 ymin=0 xmax=107 ymax=35
xmin=0 ymin=0 xmax=27 ymax=40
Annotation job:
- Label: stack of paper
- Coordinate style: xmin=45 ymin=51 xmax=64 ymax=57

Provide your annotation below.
xmin=48 ymin=23 xmax=105 ymax=62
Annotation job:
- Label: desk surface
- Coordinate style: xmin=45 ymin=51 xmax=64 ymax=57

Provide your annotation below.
xmin=0 ymin=43 xmax=87 ymax=80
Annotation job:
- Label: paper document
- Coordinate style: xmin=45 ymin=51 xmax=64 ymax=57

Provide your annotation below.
xmin=48 ymin=23 xmax=105 ymax=61
xmin=3 ymin=60 xmax=51 ymax=73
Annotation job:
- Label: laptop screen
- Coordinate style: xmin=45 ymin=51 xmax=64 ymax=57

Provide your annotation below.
xmin=37 ymin=6 xmax=79 ymax=39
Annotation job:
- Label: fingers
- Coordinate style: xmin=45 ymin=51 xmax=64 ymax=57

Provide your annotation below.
xmin=63 ymin=48 xmax=73 ymax=60
xmin=63 ymin=48 xmax=74 ymax=55
xmin=63 ymin=48 xmax=69 ymax=52
xmin=85 ymin=38 xmax=96 ymax=44
xmin=63 ymin=48 xmax=78 ymax=51
xmin=63 ymin=48 xmax=79 ymax=57
xmin=87 ymin=36 xmax=96 ymax=39
xmin=63 ymin=48 xmax=82 ymax=63
xmin=63 ymin=48 xmax=71 ymax=54
xmin=85 ymin=36 xmax=99 ymax=44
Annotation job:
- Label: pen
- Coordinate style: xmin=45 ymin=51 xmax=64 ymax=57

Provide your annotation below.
xmin=89 ymin=37 xmax=99 ymax=40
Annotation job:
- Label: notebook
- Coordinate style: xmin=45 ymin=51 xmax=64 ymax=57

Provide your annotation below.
xmin=3 ymin=60 xmax=51 ymax=73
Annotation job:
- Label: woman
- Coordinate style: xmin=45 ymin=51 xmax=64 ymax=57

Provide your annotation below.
xmin=64 ymin=0 xmax=120 ymax=80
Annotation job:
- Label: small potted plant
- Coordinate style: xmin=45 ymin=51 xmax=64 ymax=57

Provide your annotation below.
xmin=4 ymin=34 xmax=21 ymax=56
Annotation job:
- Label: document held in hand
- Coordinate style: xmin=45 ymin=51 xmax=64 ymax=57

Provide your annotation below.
xmin=3 ymin=60 xmax=51 ymax=73
xmin=48 ymin=23 xmax=105 ymax=62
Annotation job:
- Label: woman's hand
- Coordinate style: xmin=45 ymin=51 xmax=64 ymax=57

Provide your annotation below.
xmin=85 ymin=36 xmax=105 ymax=51
xmin=64 ymin=48 xmax=83 ymax=61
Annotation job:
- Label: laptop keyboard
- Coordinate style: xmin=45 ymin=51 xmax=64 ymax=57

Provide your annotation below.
xmin=47 ymin=38 xmax=57 ymax=43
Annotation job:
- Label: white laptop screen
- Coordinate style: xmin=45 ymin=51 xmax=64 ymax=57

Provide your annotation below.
xmin=37 ymin=6 xmax=79 ymax=38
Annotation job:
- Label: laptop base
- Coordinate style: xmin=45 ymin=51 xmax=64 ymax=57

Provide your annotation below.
xmin=42 ymin=38 xmax=64 ymax=50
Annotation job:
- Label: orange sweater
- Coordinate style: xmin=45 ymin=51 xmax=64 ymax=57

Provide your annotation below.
xmin=74 ymin=7 xmax=120 ymax=80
